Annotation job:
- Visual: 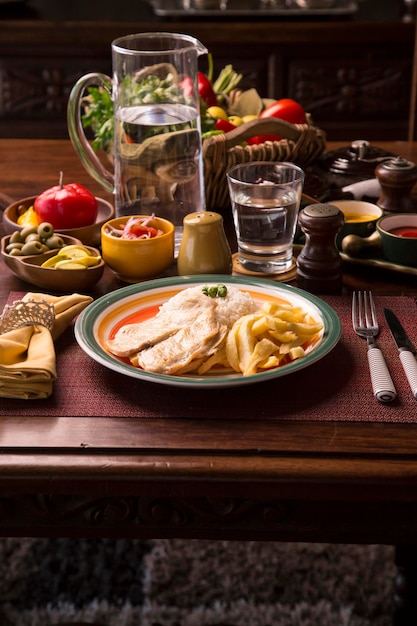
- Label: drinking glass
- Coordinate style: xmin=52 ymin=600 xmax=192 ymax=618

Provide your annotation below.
xmin=226 ymin=161 xmax=305 ymax=274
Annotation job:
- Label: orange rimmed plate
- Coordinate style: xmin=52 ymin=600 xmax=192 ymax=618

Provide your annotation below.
xmin=74 ymin=275 xmax=341 ymax=388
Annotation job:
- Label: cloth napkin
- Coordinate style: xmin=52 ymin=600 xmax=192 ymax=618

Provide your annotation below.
xmin=0 ymin=292 xmax=92 ymax=400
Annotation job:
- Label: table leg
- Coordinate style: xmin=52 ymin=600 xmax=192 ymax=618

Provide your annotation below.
xmin=393 ymin=545 xmax=417 ymax=626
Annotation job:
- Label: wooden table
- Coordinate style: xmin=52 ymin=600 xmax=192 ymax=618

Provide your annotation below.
xmin=1 ymin=139 xmax=417 ymax=625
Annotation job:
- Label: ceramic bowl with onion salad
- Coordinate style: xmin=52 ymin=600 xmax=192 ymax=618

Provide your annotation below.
xmin=101 ymin=215 xmax=175 ymax=282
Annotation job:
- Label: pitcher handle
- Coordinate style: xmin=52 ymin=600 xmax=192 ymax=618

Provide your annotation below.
xmin=67 ymin=73 xmax=114 ymax=194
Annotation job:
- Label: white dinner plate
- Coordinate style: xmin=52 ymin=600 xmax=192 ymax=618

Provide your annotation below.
xmin=75 ymin=275 xmax=341 ymax=388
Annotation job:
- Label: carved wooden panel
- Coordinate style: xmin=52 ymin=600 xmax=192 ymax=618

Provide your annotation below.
xmin=287 ymin=59 xmax=411 ymax=123
xmin=0 ymin=57 xmax=110 ymax=137
xmin=0 ymin=25 xmax=413 ymax=140
xmin=279 ymin=55 xmax=412 ymax=140
xmin=1 ymin=493 xmax=417 ymax=543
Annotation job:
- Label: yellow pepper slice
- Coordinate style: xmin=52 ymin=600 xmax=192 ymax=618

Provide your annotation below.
xmin=17 ymin=206 xmax=39 ymax=227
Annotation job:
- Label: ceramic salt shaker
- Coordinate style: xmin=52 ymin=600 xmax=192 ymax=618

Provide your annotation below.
xmin=177 ymin=211 xmax=232 ymax=276
xmin=296 ymin=203 xmax=345 ymax=294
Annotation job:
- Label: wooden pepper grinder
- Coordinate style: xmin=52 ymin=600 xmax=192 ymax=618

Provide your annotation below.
xmin=375 ymin=156 xmax=417 ymax=214
xmin=296 ymin=203 xmax=345 ymax=294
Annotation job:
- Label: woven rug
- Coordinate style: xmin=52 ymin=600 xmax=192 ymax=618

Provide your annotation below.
xmin=0 ymin=537 xmax=395 ymax=625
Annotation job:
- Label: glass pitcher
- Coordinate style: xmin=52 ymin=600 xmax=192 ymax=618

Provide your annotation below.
xmin=67 ymin=32 xmax=208 ymax=252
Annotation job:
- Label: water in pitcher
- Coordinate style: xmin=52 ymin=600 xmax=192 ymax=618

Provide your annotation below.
xmin=114 ymin=102 xmax=204 ymax=251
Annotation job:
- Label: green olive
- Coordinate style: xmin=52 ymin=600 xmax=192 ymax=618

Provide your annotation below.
xmin=9 ymin=230 xmax=23 ymax=244
xmin=38 ymin=222 xmax=54 ymax=239
xmin=21 ymin=240 xmax=44 ymax=255
xmin=45 ymin=235 xmax=64 ymax=249
xmin=25 ymin=233 xmax=41 ymax=243
xmin=8 ymin=248 xmax=24 ymax=256
xmin=6 ymin=242 xmax=23 ymax=253
xmin=20 ymin=225 xmax=38 ymax=240
xmin=16 ymin=203 xmax=28 ymax=217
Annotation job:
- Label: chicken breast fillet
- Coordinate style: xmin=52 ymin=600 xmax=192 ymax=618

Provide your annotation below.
xmin=106 ymin=290 xmax=220 ymax=358
xmin=137 ymin=309 xmax=227 ymax=375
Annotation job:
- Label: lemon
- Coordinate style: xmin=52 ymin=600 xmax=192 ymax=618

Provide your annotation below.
xmin=54 ymin=260 xmax=86 ymax=270
xmin=41 ymin=255 xmax=62 ymax=268
xmin=69 ymin=255 xmax=102 ymax=267
xmin=40 ymin=245 xmax=100 ymax=269
xmin=228 ymin=115 xmax=244 ymax=126
xmin=206 ymin=106 xmax=228 ymax=120
xmin=242 ymin=114 xmax=258 ymax=123
xmin=58 ymin=245 xmax=91 ymax=259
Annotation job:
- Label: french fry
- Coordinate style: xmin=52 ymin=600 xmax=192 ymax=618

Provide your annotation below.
xmin=289 ymin=346 xmax=305 ymax=360
xmin=226 ymin=320 xmax=242 ymax=372
xmin=291 ymin=321 xmax=323 ymax=336
xmin=236 ymin=316 xmax=257 ymax=373
xmin=243 ymin=338 xmax=279 ymax=376
xmin=269 ymin=330 xmax=298 ymax=343
xmin=258 ymin=355 xmax=280 ymax=369
xmin=197 ymin=346 xmax=228 ymax=374
xmin=226 ymin=300 xmax=323 ymax=376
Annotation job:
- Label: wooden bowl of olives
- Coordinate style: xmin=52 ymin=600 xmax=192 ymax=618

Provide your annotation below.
xmin=1 ymin=223 xmax=104 ymax=292
xmin=3 ymin=195 xmax=114 ymax=246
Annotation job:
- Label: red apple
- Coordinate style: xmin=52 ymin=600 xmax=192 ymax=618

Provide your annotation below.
xmin=34 ymin=173 xmax=98 ymax=229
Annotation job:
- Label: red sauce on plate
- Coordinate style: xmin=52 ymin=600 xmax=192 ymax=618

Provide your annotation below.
xmin=389 ymin=227 xmax=417 ymax=238
xmin=109 ymin=304 xmax=160 ymax=339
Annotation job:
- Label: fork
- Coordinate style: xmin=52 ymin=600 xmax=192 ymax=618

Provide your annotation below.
xmin=352 ymin=291 xmax=397 ymax=403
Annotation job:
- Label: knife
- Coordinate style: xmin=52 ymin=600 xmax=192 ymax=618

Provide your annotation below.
xmin=384 ymin=307 xmax=417 ymax=399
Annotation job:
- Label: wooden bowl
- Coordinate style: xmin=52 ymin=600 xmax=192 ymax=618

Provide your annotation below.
xmin=3 ymin=195 xmax=114 ymax=246
xmin=1 ymin=234 xmax=104 ymax=292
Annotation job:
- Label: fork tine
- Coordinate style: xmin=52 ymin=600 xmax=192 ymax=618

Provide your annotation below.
xmin=358 ymin=291 xmax=365 ymax=327
xmin=367 ymin=291 xmax=378 ymax=331
xmin=363 ymin=291 xmax=369 ymax=326
xmin=352 ymin=291 xmax=358 ymax=327
xmin=352 ymin=291 xmax=365 ymax=329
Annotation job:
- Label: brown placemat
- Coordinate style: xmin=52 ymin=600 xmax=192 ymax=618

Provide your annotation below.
xmin=1 ymin=293 xmax=417 ymax=422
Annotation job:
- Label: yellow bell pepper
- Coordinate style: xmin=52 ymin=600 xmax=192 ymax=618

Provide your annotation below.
xmin=17 ymin=206 xmax=39 ymax=227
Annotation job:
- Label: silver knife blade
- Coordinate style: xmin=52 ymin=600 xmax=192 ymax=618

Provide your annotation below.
xmin=384 ymin=308 xmax=416 ymax=353
xmin=384 ymin=307 xmax=417 ymax=399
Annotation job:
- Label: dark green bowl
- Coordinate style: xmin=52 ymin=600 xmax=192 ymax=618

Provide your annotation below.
xmin=377 ymin=213 xmax=417 ymax=267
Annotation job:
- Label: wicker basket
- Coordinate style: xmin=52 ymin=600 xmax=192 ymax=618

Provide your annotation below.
xmin=202 ymin=117 xmax=326 ymax=211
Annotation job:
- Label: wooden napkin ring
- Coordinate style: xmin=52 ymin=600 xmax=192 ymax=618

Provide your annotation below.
xmin=0 ymin=299 xmax=55 ymax=334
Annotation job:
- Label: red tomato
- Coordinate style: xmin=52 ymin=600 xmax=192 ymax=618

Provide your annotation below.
xmin=197 ymin=73 xmax=219 ymax=107
xmin=260 ymin=98 xmax=307 ymax=125
xmin=247 ymin=134 xmax=282 ymax=145
xmin=34 ymin=177 xmax=98 ymax=229
xmin=248 ymin=98 xmax=307 ymax=145
xmin=179 ymin=73 xmax=219 ymax=107
xmin=123 ymin=223 xmax=158 ymax=239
